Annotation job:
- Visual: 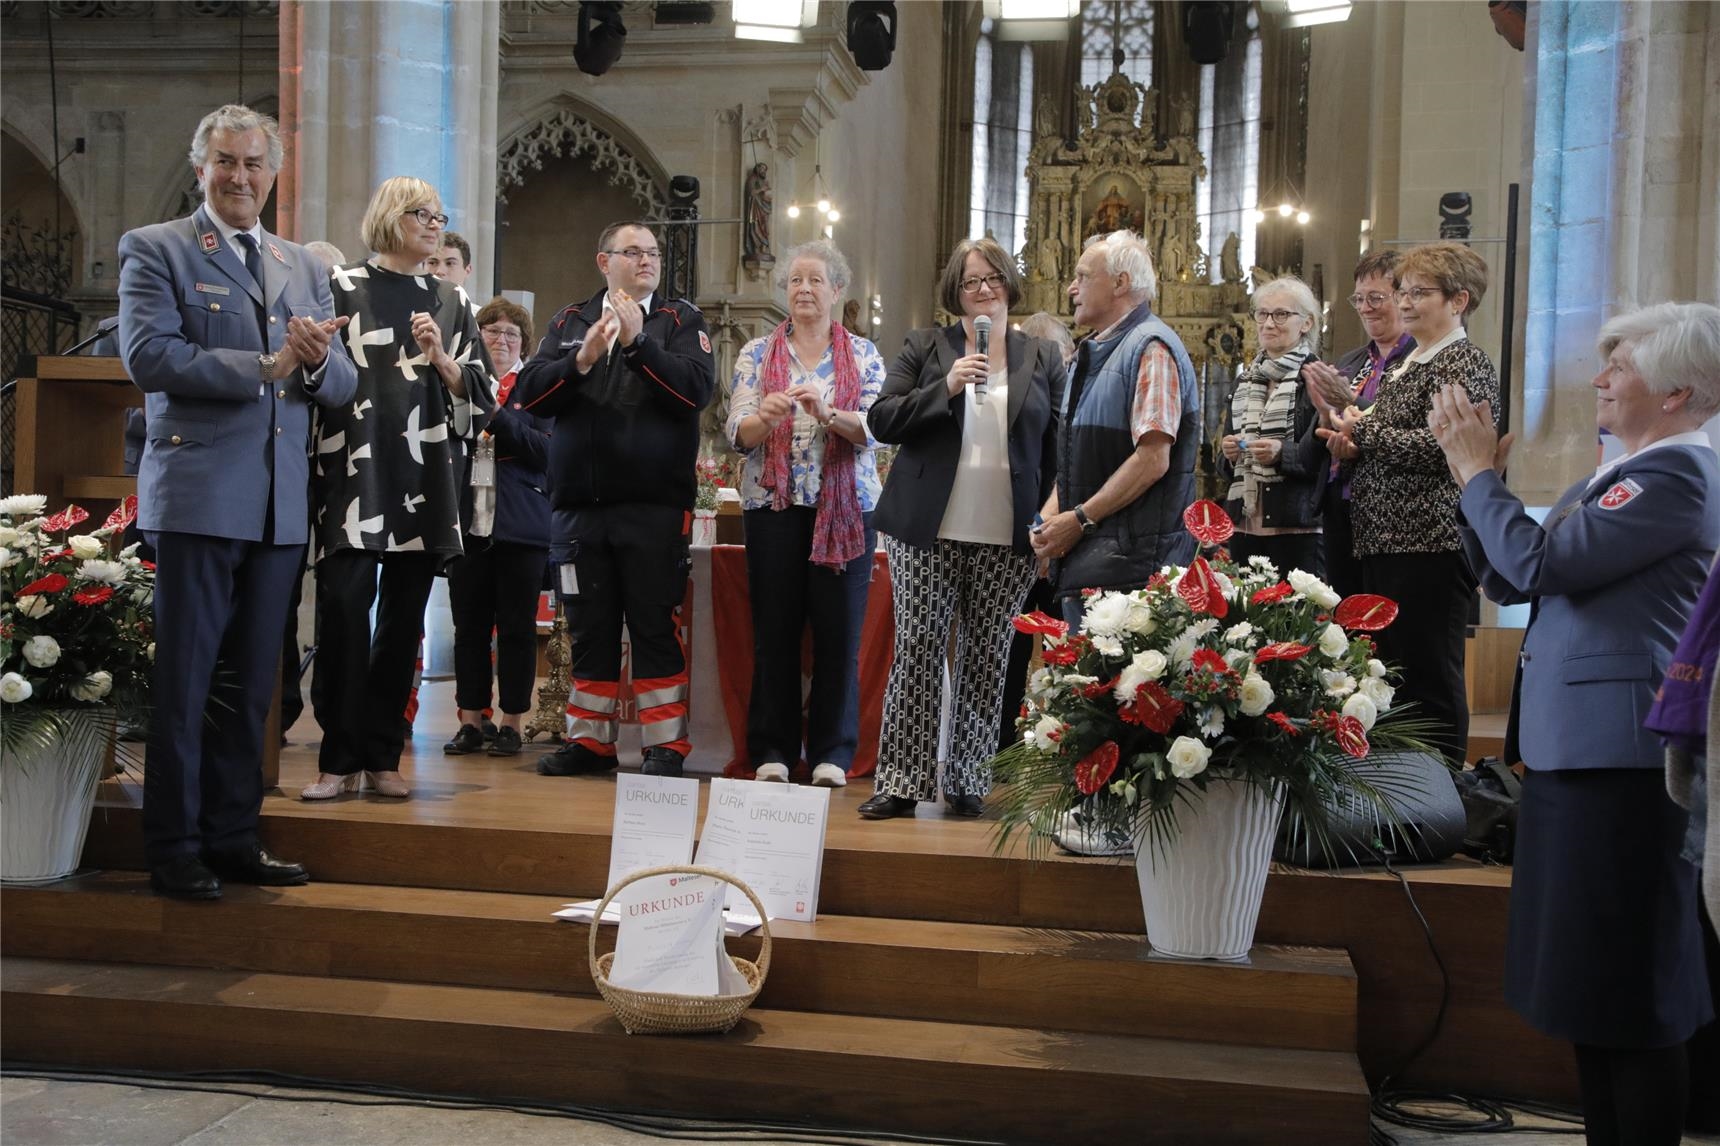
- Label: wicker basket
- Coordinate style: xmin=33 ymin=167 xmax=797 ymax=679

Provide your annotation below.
xmin=588 ymin=864 xmax=772 ymax=1035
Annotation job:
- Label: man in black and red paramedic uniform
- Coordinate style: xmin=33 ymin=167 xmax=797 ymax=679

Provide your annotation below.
xmin=514 ymin=221 xmax=715 ymax=777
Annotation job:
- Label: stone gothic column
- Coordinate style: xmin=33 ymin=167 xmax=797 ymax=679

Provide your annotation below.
xmin=1520 ymin=0 xmax=1719 ymax=500
xmin=276 ymin=0 xmax=500 ymax=293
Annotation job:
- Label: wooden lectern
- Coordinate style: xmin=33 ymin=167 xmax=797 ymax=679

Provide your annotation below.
xmin=10 ymin=356 xmax=282 ymax=788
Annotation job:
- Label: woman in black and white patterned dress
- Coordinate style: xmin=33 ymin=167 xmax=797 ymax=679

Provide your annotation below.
xmin=303 ymin=176 xmax=495 ymax=801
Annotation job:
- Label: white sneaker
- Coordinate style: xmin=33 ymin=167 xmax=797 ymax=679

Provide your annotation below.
xmin=754 ymin=762 xmax=790 ymax=783
xmin=1055 ymin=820 xmax=1134 ymax=857
xmin=810 ymin=763 xmax=848 ymax=788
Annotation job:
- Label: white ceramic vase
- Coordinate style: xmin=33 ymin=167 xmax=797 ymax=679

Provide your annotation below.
xmin=691 ymin=509 xmax=719 ymax=547
xmin=1133 ymin=778 xmax=1286 ymax=961
xmin=1 ymin=711 xmax=111 ymax=884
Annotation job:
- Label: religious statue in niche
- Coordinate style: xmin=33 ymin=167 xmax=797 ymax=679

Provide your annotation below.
xmin=742 ymin=161 xmax=775 ymax=281
xmin=841 ymin=298 xmax=861 ymax=331
xmin=1219 ymin=232 xmax=1243 ymax=285
xmin=1088 ymin=183 xmax=1142 ymax=235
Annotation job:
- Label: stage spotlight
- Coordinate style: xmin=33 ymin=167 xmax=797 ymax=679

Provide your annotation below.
xmin=846 ymin=1 xmax=897 ymax=71
xmin=1183 ymin=1 xmax=1234 ymax=66
xmin=574 ymin=1 xmax=627 ymax=76
xmin=654 ymin=2 xmax=715 ymax=25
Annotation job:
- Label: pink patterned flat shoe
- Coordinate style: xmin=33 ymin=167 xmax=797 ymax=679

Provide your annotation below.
xmin=364 ymin=770 xmax=411 ymax=798
xmin=300 ymin=773 xmax=360 ymax=801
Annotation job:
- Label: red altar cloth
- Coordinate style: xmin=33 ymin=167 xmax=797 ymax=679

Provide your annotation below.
xmin=708 ymin=546 xmax=893 ymax=780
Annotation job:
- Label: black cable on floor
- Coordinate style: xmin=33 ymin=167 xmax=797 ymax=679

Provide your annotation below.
xmin=1 ymin=1062 xmax=1000 ymax=1146
xmin=1365 ymin=854 xmax=1584 ymax=1140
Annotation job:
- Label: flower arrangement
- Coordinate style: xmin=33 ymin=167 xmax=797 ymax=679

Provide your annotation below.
xmin=991 ymin=500 xmax=1436 ymax=860
xmin=694 ymin=454 xmax=729 ymax=513
xmin=0 ymin=495 xmax=156 ymax=755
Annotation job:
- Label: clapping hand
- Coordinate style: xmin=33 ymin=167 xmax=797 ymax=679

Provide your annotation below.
xmin=610 ymin=290 xmax=644 ymax=346
xmin=1429 ymin=385 xmax=1513 ymax=487
xmin=1301 ymin=359 xmax=1355 ymax=414
xmin=575 ymin=312 xmax=622 ymax=373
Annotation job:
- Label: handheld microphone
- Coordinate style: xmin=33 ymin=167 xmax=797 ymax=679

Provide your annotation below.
xmin=972 ymin=315 xmax=991 ymax=406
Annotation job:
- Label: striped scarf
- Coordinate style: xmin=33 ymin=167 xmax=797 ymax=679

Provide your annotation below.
xmin=1226 ymin=344 xmax=1311 ymax=517
xmin=758 ymin=320 xmax=865 ymax=570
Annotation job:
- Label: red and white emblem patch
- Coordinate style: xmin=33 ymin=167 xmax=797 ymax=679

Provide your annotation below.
xmin=199 ymin=230 xmax=220 ymax=253
xmin=698 ymin=331 xmax=712 ymax=354
xmin=267 ymin=242 xmax=286 ymax=263
xmin=1598 ymin=478 xmax=1644 ymax=510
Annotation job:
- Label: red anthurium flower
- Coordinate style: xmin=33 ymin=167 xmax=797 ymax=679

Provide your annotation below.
xmin=1176 ymin=556 xmax=1229 ymax=618
xmin=41 ymin=505 xmax=90 ymax=533
xmin=40 ymin=548 xmax=74 ymax=562
xmin=1334 ymin=716 xmax=1370 ymax=758
xmin=1074 ymin=740 xmax=1120 ymax=795
xmin=1079 ymin=676 xmax=1118 ymax=700
xmin=72 ymin=584 xmax=115 ymax=606
xmin=1254 ymin=642 xmax=1312 ymax=665
xmin=1182 ymin=499 xmax=1235 ymax=546
xmin=1190 ymin=648 xmax=1231 ymax=675
xmin=1120 ymin=681 xmax=1183 ymax=734
xmin=139 ymin=560 xmax=156 ymax=571
xmin=1266 ymin=711 xmax=1300 ymax=736
xmin=1251 ymin=581 xmax=1294 ymax=605
xmin=1335 ymin=594 xmax=1400 ymax=632
xmin=102 ymin=495 xmax=139 ymax=532
xmin=18 ymin=573 xmax=70 ymax=596
xmin=1012 ymin=610 xmax=1069 ymax=638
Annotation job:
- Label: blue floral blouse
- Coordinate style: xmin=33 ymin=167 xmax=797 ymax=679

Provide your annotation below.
xmin=725 ymin=331 xmax=885 ymax=512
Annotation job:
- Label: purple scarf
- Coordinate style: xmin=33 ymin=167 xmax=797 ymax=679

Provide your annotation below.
xmin=1645 ymin=560 xmax=1720 ymax=752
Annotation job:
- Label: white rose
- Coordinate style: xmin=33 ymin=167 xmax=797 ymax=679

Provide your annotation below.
xmin=1198 ymin=706 xmax=1225 ymax=740
xmin=1358 ymin=675 xmax=1395 ymax=710
xmin=1224 ymin=621 xmax=1255 ymax=645
xmin=1239 ymin=673 xmax=1275 ymax=716
xmin=0 ymin=672 xmax=33 ymax=703
xmin=1287 ymin=569 xmax=1342 ymax=609
xmin=1082 ymin=593 xmax=1132 ymax=638
xmin=146 ymin=642 xmax=157 ymax=662
xmin=1133 ymin=649 xmax=1168 ymax=679
xmin=69 ymin=670 xmax=114 ymax=703
xmin=1166 ymin=735 xmax=1212 ymax=779
xmin=0 ymin=494 xmax=47 ymax=516
xmin=22 ymin=634 xmax=61 ymax=668
xmin=0 ymin=546 xmax=14 ymax=569
xmin=1342 ymin=691 xmax=1378 ymax=731
xmin=1321 ymin=670 xmax=1357 ymax=699
xmin=1224 ymin=648 xmax=1253 ymax=672
xmin=69 ymin=535 xmax=105 ymax=558
xmin=1318 ymin=623 xmax=1350 ymax=659
xmin=77 ymin=559 xmax=127 ymax=584
xmin=1122 ymin=596 xmax=1157 ymax=636
xmin=1367 ymin=658 xmax=1388 ymax=679
xmin=15 ymin=595 xmax=53 ymax=619
xmin=1090 ymin=634 xmax=1125 ymax=658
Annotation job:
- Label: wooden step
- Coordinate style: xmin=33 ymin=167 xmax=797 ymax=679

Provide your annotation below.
xmin=1 ymin=873 xmax=1358 ymax=1052
xmin=0 ymin=957 xmax=1371 ymax=1145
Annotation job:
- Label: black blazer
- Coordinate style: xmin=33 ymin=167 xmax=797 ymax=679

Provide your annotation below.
xmin=870 ymin=324 xmax=1065 ymax=555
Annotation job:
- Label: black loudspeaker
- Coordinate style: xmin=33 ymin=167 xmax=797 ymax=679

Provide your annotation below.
xmin=1274 ymin=751 xmax=1468 ymax=869
xmin=1183 ymin=1 xmax=1235 ymax=66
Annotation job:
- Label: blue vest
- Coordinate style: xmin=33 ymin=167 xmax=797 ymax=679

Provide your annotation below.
xmin=1056 ymin=304 xmax=1200 ymax=595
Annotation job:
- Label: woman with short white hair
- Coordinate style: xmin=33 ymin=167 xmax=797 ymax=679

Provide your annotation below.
xmin=1219 ymin=274 xmax=1328 ymax=576
xmin=1434 ymin=301 xmax=1720 ymax=1146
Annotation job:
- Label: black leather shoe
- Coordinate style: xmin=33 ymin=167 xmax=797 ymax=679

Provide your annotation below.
xmin=857 ymin=792 xmax=918 ymax=820
xmin=538 ymin=742 xmax=616 ymax=776
xmin=202 ymin=843 xmax=310 ymax=887
xmin=149 ymin=856 xmax=222 ymax=900
xmin=945 ymin=793 xmax=984 ymax=818
xmin=481 ymin=717 xmax=499 ymax=741
xmin=641 ymin=746 xmax=685 ymax=777
xmin=488 ymin=725 xmax=522 ymax=757
xmin=443 ymin=723 xmax=484 ymax=755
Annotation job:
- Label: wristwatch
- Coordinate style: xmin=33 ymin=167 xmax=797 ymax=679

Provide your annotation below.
xmin=257 ymin=353 xmax=277 ymax=382
xmin=629 ymin=331 xmax=647 ymax=350
xmin=1073 ymin=503 xmax=1097 ymax=534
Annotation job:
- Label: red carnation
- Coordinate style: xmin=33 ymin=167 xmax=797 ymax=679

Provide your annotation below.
xmin=1176 ymin=556 xmax=1229 ymax=618
xmin=1074 ymin=740 xmax=1120 ymax=796
xmin=1120 ymin=681 xmax=1183 ymax=734
xmin=18 ymin=573 xmax=69 ymax=596
xmin=1335 ymin=594 xmax=1400 ymax=632
xmin=1182 ymin=499 xmax=1235 ymax=546
xmin=1266 ymin=711 xmax=1300 ymax=736
xmin=1012 ymin=610 xmax=1069 ymax=638
xmin=1254 ymin=642 xmax=1312 ymax=665
xmin=1334 ymin=715 xmax=1370 ymax=759
xmin=40 ymin=505 xmax=90 ymax=533
xmin=1250 ymin=581 xmax=1294 ymax=605
xmin=72 ymin=584 xmax=115 ymax=606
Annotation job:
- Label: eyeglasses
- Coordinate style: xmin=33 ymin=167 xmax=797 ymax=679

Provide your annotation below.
xmin=960 ymin=272 xmax=1009 ymax=294
xmin=1348 ymin=292 xmax=1391 ymax=310
xmin=403 ymin=208 xmax=449 ymax=228
xmin=1252 ymin=309 xmax=1299 ymax=325
xmin=604 ymin=247 xmax=662 ymax=263
xmin=1394 ymin=286 xmax=1443 ymax=303
xmin=482 ymin=326 xmax=522 ymax=343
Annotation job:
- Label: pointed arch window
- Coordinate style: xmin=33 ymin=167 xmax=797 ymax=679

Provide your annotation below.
xmin=969 ymin=18 xmax=1036 ymax=257
xmin=1078 ymin=0 xmax=1153 ymax=91
xmin=1196 ymin=3 xmax=1263 ymax=283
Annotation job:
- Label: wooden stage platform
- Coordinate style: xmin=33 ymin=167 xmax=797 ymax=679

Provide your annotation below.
xmin=1 ymin=688 xmax=1566 ymax=1145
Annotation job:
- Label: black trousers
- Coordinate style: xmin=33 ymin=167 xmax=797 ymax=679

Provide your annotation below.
xmin=312 ymin=549 xmax=438 ymax=775
xmin=1322 ymin=492 xmax=1364 ymax=599
xmin=998 ymin=577 xmax=1056 ymax=756
xmin=1229 ymin=530 xmax=1324 ymax=581
xmin=1361 ymin=550 xmax=1474 ymax=764
xmin=143 ymin=531 xmax=302 ymax=864
xmin=448 ymin=539 xmax=548 ymax=715
xmin=558 ymin=503 xmax=690 ymax=683
xmin=742 ymin=507 xmax=875 ymax=769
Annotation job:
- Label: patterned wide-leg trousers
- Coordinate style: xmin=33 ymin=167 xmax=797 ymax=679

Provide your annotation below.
xmin=875 ymin=535 xmax=1038 ymax=801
